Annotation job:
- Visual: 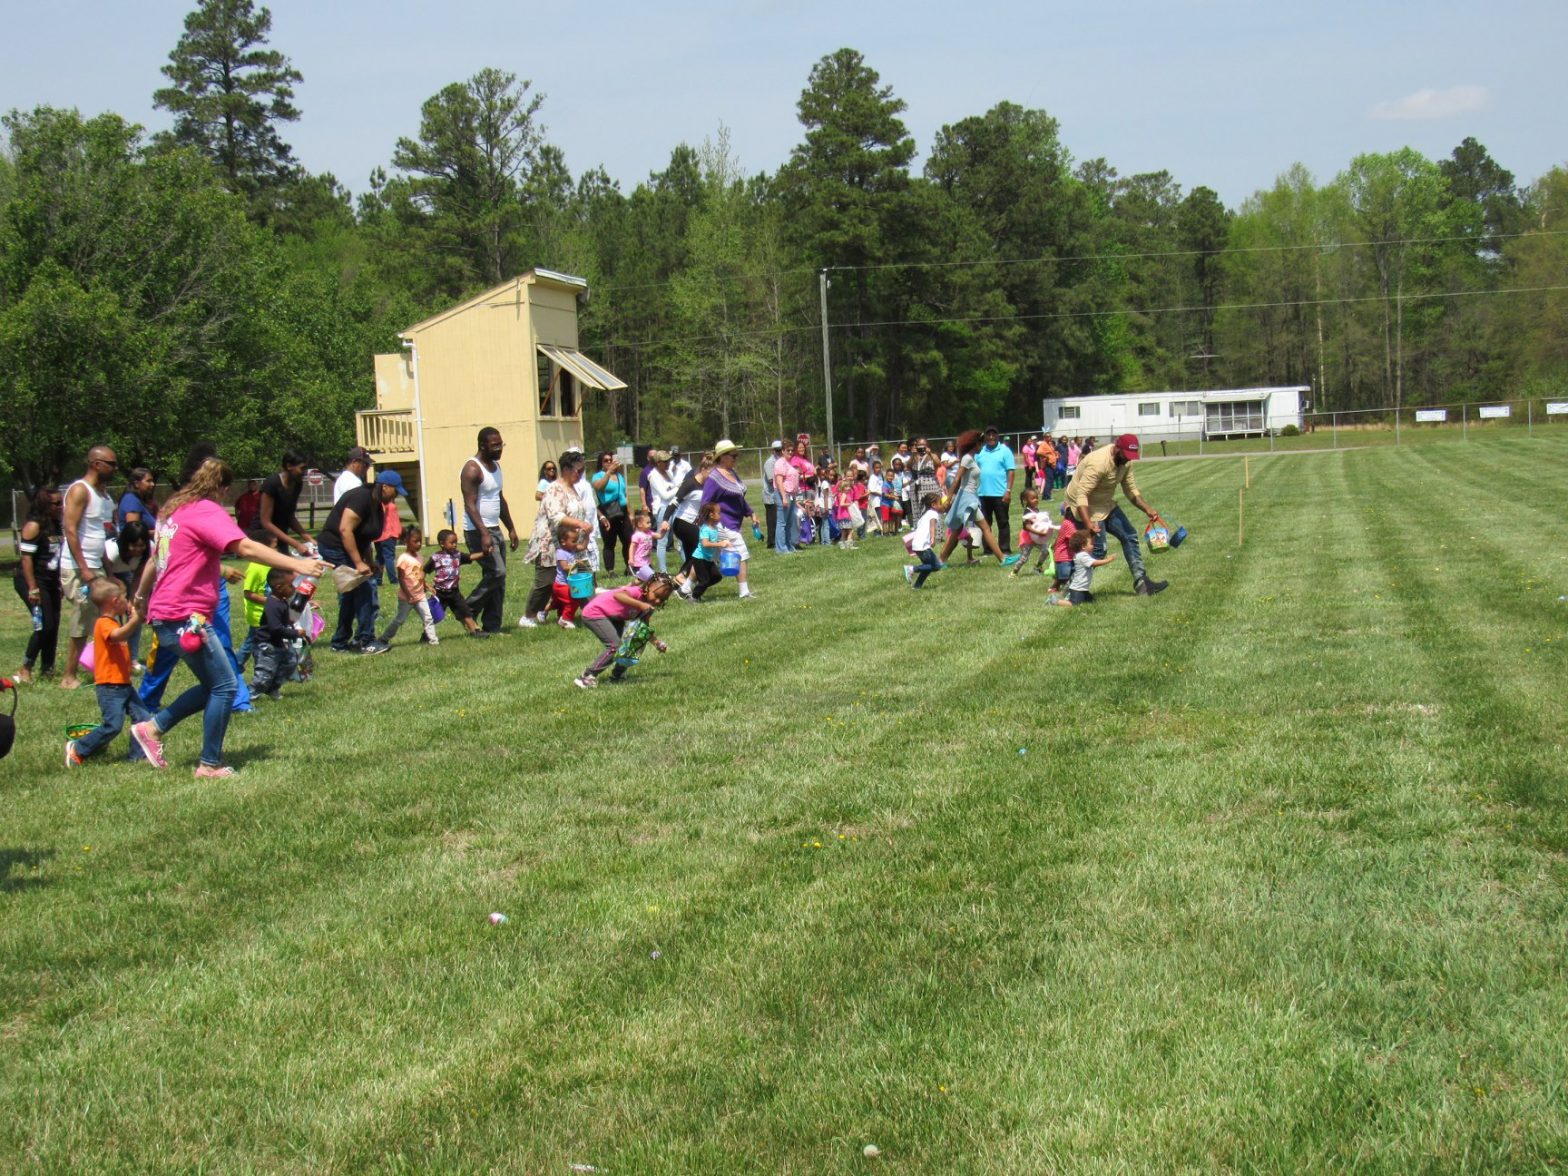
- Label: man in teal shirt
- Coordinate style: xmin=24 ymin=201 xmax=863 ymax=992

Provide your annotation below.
xmin=975 ymin=425 xmax=1017 ymax=554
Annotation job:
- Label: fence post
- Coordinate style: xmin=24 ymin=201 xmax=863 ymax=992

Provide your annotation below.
xmin=1332 ymin=412 xmax=1338 ymax=450
xmin=1394 ymin=406 xmax=1401 ymax=446
xmin=1528 ymin=399 xmax=1534 ymax=437
xmin=1462 ymin=402 xmax=1467 ymax=442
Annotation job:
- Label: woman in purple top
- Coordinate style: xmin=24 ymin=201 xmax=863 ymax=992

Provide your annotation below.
xmin=697 ymin=439 xmax=761 ymax=600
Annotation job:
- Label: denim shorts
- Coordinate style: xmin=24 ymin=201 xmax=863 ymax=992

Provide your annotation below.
xmin=1055 ymin=560 xmax=1072 ymax=582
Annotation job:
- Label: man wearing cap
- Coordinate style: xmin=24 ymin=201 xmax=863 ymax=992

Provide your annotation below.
xmin=761 ymin=440 xmax=783 ymax=551
xmin=975 ymin=426 xmax=1017 ymax=554
xmin=1062 ymin=433 xmax=1169 ymax=596
xmin=668 ymin=447 xmax=692 ymax=492
xmin=334 ymin=447 xmax=371 ymax=504
xmin=318 ymin=475 xmax=399 ymax=653
xmin=460 ymin=427 xmax=518 ymax=635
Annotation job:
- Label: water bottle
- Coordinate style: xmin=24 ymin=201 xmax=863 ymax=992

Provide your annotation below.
xmin=31 ymin=604 xmax=44 ymax=632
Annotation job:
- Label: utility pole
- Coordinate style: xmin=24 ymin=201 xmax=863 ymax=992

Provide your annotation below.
xmin=819 ymin=269 xmax=835 ymax=458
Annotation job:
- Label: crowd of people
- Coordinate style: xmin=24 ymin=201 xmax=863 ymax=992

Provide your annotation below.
xmin=12 ymin=424 xmax=1174 ymax=772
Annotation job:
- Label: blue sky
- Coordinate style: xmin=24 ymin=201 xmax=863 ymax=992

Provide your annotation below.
xmin=3 ymin=0 xmax=1562 ymax=207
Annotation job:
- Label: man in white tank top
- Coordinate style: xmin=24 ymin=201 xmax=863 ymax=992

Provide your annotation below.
xmin=59 ymin=444 xmax=119 ymax=690
xmin=460 ymin=427 xmax=518 ymax=634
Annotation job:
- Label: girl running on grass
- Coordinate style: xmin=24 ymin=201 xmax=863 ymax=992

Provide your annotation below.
xmin=902 ymin=493 xmax=945 ymax=589
xmin=574 ymin=573 xmax=674 ymax=689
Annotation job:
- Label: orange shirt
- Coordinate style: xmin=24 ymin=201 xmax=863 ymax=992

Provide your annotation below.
xmin=93 ymin=614 xmax=132 ymax=686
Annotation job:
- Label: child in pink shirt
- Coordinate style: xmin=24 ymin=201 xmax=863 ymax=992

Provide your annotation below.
xmin=627 ymin=509 xmax=658 ymax=583
xmin=379 ymin=526 xmax=439 ymax=645
xmin=574 ymin=573 xmax=673 ymax=689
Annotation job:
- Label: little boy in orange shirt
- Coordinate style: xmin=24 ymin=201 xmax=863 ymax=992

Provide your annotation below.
xmin=65 ymin=578 xmax=153 ymax=766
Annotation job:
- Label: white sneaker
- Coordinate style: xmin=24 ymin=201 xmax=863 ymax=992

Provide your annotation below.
xmin=558 ymin=619 xmax=576 ymax=629
xmin=574 ymin=675 xmax=598 ymax=689
xmin=903 ymin=565 xmax=914 ymax=585
xmin=518 ymin=615 xmax=538 ymax=628
xmin=738 ymin=586 xmax=752 ymax=599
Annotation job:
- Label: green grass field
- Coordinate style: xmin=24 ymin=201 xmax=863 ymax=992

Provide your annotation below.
xmin=3 ymin=437 xmax=1567 ymax=1173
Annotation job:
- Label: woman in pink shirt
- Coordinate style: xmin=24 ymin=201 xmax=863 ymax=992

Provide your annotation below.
xmin=130 ymin=459 xmax=328 ymax=778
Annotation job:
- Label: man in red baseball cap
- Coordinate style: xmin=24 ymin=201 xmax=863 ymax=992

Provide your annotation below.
xmin=1060 ymin=433 xmax=1170 ymax=596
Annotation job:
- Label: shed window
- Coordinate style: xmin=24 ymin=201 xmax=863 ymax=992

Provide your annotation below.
xmin=538 ymin=361 xmax=580 ymax=418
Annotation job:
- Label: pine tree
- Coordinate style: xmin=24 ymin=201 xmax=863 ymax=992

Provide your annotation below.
xmin=153 ymin=0 xmax=303 ymax=206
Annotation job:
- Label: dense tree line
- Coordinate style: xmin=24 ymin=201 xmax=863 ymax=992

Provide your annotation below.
xmin=3 ymin=1 xmax=1564 ymax=490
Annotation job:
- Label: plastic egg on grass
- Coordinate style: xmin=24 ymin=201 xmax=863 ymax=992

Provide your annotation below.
xmin=488 ymin=912 xmax=508 ymax=926
xmin=863 ymin=1143 xmax=881 ymax=1158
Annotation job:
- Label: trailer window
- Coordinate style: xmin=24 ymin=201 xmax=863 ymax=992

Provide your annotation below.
xmin=1138 ymin=402 xmax=1161 ymax=417
xmin=1058 ymin=405 xmax=1081 ymax=421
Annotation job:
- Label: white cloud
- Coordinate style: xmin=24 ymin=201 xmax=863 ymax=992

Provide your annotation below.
xmin=1369 ymin=85 xmax=1491 ymax=121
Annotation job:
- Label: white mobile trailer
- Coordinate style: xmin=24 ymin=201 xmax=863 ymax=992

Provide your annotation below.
xmin=1041 ymin=387 xmax=1309 ymax=441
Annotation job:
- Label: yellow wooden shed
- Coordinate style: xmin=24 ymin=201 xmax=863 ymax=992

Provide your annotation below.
xmin=355 ymin=268 xmax=626 ymax=532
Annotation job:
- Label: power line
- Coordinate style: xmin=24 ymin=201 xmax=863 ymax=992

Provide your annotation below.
xmin=822 ymin=229 xmax=1568 ymax=274
xmin=589 ymin=282 xmax=1568 ymax=353
xmin=586 ymin=228 xmax=1568 ymax=296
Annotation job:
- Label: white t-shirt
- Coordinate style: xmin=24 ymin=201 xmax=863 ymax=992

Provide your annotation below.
xmin=1069 ymin=549 xmax=1097 ymax=592
xmin=332 ymin=469 xmax=363 ymax=504
xmin=910 ymin=508 xmax=941 ymax=553
xmin=648 ymin=469 xmax=679 ymax=515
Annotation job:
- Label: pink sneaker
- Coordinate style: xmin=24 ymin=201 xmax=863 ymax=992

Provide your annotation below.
xmin=130 ymin=720 xmax=167 ymax=769
xmin=193 ymin=763 xmax=236 ymax=779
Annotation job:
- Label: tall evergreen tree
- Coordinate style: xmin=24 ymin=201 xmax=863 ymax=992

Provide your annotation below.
xmin=780 ymin=48 xmax=918 ymax=439
xmin=153 ymin=0 xmax=303 ymax=208
xmin=388 ymin=68 xmax=545 ymax=295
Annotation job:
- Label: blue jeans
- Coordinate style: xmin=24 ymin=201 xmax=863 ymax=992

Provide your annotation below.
xmin=1090 ymin=505 xmax=1147 ymax=584
xmin=319 ymin=535 xmax=379 ymax=648
xmin=775 ymin=500 xmax=798 ymax=552
xmin=75 ymin=683 xmax=153 ymax=760
xmin=139 ymin=576 xmax=250 ymax=712
xmin=463 ymin=527 xmax=507 ymax=633
xmin=149 ymin=619 xmax=238 ymax=767
xmin=376 ymin=537 xmax=398 ymax=584
xmin=911 ymin=548 xmax=943 ymax=588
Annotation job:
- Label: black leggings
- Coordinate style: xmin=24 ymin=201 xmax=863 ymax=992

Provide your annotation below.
xmin=672 ymin=517 xmax=701 ymax=578
xmin=13 ymin=574 xmax=62 ymax=673
xmin=600 ymin=512 xmax=632 ymax=570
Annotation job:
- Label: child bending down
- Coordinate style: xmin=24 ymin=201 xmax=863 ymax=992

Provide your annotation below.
xmin=1012 ymin=488 xmax=1057 ymax=576
xmin=253 ymin=569 xmax=309 ymax=697
xmin=1051 ymin=528 xmax=1115 ymax=606
xmin=65 ymin=578 xmax=153 ymax=766
xmin=379 ymin=526 xmax=440 ymax=646
xmin=424 ymin=528 xmax=485 ymax=638
xmin=902 ymin=493 xmax=946 ymax=589
xmin=575 ymin=572 xmax=674 ymax=689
